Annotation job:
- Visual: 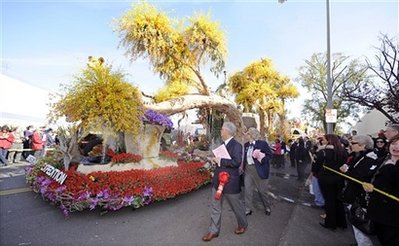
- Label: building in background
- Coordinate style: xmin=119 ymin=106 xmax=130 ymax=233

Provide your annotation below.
xmin=352 ymin=109 xmax=392 ymax=137
xmin=1 ymin=74 xmax=51 ymax=128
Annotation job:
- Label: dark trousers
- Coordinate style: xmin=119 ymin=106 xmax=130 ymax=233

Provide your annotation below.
xmin=272 ymin=154 xmax=284 ymax=168
xmin=296 ymin=160 xmax=307 ymax=181
xmin=289 ymin=155 xmax=296 ymax=167
xmin=318 ymin=174 xmax=347 ymax=229
xmin=374 ymin=222 xmax=399 ymax=246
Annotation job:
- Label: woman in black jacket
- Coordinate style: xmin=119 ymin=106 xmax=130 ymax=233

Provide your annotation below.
xmin=363 ymin=135 xmax=399 ymax=246
xmin=315 ymin=134 xmax=348 ymax=230
xmin=340 ymin=135 xmax=382 ymax=245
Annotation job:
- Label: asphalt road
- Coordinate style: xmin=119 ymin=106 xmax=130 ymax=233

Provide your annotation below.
xmin=0 ymin=161 xmax=357 ymax=246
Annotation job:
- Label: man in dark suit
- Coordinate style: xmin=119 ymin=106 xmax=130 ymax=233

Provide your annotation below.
xmin=202 ymin=122 xmax=248 ymax=242
xmin=243 ymin=127 xmax=273 ymax=216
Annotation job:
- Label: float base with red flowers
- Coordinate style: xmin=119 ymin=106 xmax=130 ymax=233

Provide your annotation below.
xmin=25 ymin=150 xmax=211 ymax=217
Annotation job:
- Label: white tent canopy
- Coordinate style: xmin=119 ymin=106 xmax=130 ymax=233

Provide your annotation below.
xmin=1 ymin=73 xmax=51 ymax=127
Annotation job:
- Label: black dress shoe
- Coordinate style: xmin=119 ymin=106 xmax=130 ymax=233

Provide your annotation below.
xmin=245 ymin=210 xmax=252 ymax=216
xmin=319 ymin=222 xmax=336 ymax=231
xmin=265 ymin=209 xmax=271 ymax=216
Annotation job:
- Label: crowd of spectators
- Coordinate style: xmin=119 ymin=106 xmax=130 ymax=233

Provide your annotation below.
xmin=0 ymin=124 xmax=57 ymax=166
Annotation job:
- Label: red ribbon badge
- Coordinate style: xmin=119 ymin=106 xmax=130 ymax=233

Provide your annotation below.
xmin=215 ymin=171 xmax=230 ymax=200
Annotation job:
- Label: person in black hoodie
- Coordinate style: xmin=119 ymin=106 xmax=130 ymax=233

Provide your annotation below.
xmin=340 ymin=135 xmax=382 ymax=246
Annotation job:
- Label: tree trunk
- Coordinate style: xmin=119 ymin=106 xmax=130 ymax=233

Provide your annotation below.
xmin=124 ymin=124 xmax=165 ymax=157
xmin=145 ymin=94 xmax=245 ymax=142
xmin=259 ymin=110 xmax=266 ymax=140
xmin=278 ymin=112 xmax=287 ymax=140
xmin=267 ymin=110 xmax=273 ymax=135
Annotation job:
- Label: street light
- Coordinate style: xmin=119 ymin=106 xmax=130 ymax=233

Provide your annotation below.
xmin=326 ymin=0 xmax=334 ymax=134
xmin=280 ymin=0 xmax=334 ymax=133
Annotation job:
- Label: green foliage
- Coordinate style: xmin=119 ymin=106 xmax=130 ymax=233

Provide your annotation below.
xmin=49 ymin=64 xmax=144 ymax=135
xmin=298 ymin=53 xmax=369 ymax=130
xmin=115 ymin=1 xmax=227 ymax=97
xmin=25 ymin=149 xmax=64 ymax=185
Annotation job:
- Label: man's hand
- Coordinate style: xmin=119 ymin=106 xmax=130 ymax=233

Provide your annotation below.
xmin=211 ymin=157 xmax=221 ymax=167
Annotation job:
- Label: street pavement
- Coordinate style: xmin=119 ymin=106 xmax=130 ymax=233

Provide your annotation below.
xmin=0 ymin=160 xmax=358 ymax=246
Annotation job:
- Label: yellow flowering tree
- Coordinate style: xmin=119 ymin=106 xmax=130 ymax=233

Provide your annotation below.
xmin=116 ymin=2 xmax=226 ymax=97
xmin=228 ymin=58 xmax=299 ymax=139
xmin=115 ymin=2 xmax=244 ymax=137
xmin=49 ymin=60 xmax=144 ymax=167
xmin=50 ymin=63 xmax=143 ymax=135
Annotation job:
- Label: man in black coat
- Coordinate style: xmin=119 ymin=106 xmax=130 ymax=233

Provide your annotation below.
xmin=202 ymin=122 xmax=248 ymax=242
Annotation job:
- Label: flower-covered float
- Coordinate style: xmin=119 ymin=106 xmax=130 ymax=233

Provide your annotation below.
xmin=26 ymin=57 xmax=212 ymax=217
xmin=26 ymin=149 xmax=211 ymax=217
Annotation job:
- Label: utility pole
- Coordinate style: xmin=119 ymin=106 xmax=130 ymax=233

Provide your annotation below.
xmin=326 ymin=0 xmax=334 ymax=134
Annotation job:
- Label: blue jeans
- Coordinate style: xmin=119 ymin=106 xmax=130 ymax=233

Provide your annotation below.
xmin=0 ymin=148 xmax=9 ymax=165
xmin=312 ymin=176 xmax=325 ymax=206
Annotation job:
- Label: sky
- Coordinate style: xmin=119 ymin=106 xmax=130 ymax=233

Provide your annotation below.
xmin=1 ymin=0 xmax=398 ymax=122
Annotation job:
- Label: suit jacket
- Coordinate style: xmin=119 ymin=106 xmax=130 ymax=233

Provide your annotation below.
xmin=212 ymin=138 xmax=243 ymax=194
xmin=244 ymin=140 xmax=273 ymax=179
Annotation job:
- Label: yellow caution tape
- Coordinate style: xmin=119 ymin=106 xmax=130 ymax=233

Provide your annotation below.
xmin=323 ymin=165 xmax=399 ymax=203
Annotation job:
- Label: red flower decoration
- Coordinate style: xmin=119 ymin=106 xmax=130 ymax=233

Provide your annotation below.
xmin=26 ymin=160 xmax=212 ymax=216
xmin=111 ymin=152 xmax=143 ymax=163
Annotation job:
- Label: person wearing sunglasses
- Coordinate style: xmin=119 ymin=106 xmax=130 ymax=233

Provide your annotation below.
xmin=340 ymin=135 xmax=381 ymax=246
xmin=374 ymin=138 xmax=388 ymax=158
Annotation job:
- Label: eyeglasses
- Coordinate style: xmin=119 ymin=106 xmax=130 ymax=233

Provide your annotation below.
xmin=376 ymin=141 xmax=384 ymax=144
xmin=351 ymin=142 xmax=359 ymax=145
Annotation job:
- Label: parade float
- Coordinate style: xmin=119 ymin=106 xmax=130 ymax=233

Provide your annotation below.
xmin=25 ymin=57 xmax=212 ymax=217
xmin=25 ymin=2 xmax=249 ymax=216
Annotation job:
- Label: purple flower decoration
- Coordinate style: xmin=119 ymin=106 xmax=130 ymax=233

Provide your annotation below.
xmin=97 ymin=189 xmax=110 ymax=199
xmin=89 ymin=197 xmax=99 ymax=210
xmin=143 ymin=110 xmax=173 ymax=129
xmin=77 ymin=191 xmax=90 ymax=201
xmin=122 ymin=196 xmax=134 ymax=206
xmin=143 ymin=186 xmax=153 ymax=197
xmin=55 ymin=186 xmax=67 ymax=193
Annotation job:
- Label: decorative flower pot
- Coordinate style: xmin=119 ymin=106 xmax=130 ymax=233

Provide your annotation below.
xmin=124 ymin=124 xmax=165 ymax=158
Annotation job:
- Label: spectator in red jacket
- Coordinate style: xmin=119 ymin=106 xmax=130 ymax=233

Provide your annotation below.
xmin=31 ymin=127 xmax=43 ymax=158
xmin=0 ymin=125 xmax=15 ymax=166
